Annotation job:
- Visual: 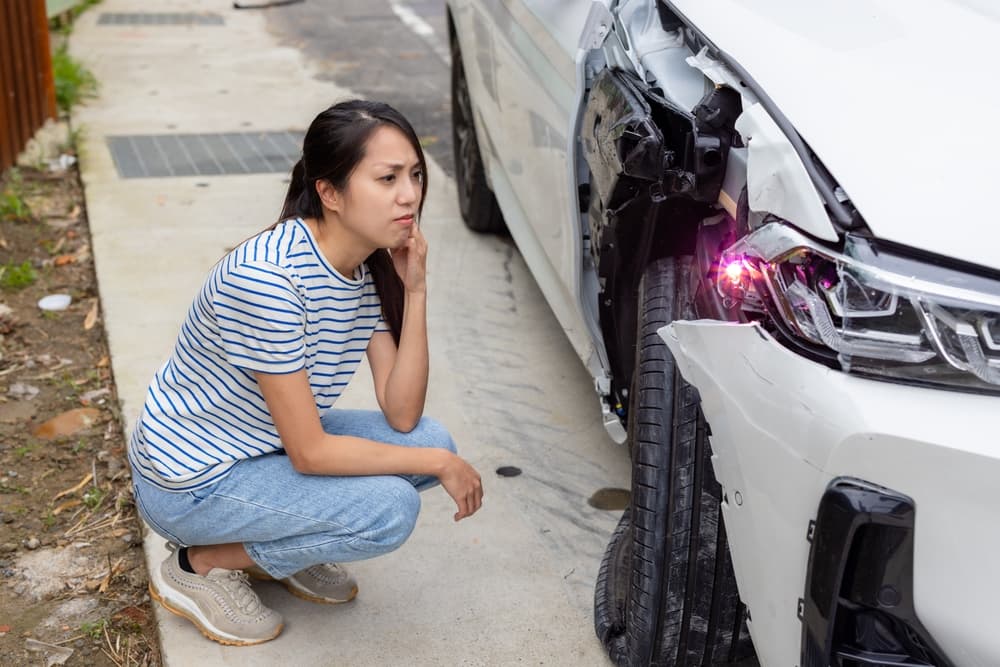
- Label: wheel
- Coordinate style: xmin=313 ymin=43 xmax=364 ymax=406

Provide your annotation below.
xmin=450 ymin=33 xmax=506 ymax=234
xmin=594 ymin=256 xmax=756 ymax=666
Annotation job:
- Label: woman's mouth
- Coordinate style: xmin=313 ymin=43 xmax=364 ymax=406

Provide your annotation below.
xmin=394 ymin=215 xmax=414 ymax=225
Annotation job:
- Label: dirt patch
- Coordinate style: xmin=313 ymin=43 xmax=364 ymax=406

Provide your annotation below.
xmin=0 ymin=161 xmax=160 ymax=665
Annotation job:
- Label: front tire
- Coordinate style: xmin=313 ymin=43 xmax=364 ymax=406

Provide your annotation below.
xmin=450 ymin=33 xmax=506 ymax=234
xmin=594 ymin=256 xmax=755 ymax=666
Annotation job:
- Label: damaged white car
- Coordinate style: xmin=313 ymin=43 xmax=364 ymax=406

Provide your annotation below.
xmin=446 ymin=0 xmax=1000 ymax=665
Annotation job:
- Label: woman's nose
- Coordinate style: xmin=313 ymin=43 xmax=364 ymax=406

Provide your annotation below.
xmin=398 ymin=179 xmax=418 ymax=204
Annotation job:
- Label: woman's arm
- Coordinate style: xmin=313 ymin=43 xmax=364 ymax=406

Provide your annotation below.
xmin=255 ymin=368 xmax=482 ymax=520
xmin=367 ymin=291 xmax=427 ymax=432
xmin=367 ymin=222 xmax=430 ymax=431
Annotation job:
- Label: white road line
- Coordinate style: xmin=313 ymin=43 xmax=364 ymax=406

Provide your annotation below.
xmin=388 ymin=0 xmax=450 ymax=65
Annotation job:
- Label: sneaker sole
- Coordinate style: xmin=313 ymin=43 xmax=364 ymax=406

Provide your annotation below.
xmin=149 ymin=581 xmax=283 ymax=646
xmin=246 ymin=569 xmax=359 ymax=605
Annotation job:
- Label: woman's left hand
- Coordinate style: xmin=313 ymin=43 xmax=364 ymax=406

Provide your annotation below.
xmin=391 ymin=221 xmax=428 ymax=293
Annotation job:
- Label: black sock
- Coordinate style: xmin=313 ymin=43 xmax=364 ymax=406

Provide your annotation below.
xmin=177 ymin=547 xmax=196 ymax=574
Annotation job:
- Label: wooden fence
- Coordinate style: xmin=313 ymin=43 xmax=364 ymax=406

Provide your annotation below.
xmin=0 ymin=0 xmax=57 ymax=173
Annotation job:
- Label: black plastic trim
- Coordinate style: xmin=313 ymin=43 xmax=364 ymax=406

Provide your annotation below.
xmin=801 ymin=478 xmax=954 ymax=667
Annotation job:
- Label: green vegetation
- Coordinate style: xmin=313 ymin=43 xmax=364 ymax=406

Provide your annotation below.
xmin=82 ymin=486 xmax=105 ymax=510
xmin=80 ymin=618 xmax=106 ymax=640
xmin=0 ymin=190 xmax=31 ymax=221
xmin=0 ymin=261 xmax=38 ymax=290
xmin=52 ymin=44 xmax=97 ymax=113
xmin=0 ymin=169 xmax=31 ymax=222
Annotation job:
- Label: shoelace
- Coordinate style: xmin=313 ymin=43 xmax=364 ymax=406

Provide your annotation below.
xmin=215 ymin=570 xmax=264 ymax=616
xmin=303 ymin=563 xmax=346 ymax=584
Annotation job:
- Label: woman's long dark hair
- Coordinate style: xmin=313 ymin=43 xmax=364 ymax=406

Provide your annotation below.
xmin=277 ymin=100 xmax=428 ymax=345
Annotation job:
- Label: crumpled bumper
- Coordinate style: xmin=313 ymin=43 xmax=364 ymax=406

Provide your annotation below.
xmin=659 ymin=320 xmax=1000 ymax=667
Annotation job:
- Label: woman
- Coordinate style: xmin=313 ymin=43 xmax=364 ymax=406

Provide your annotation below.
xmin=127 ymin=100 xmax=484 ymax=646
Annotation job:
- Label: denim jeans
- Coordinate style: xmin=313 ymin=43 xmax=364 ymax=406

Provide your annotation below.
xmin=130 ymin=409 xmax=457 ymax=579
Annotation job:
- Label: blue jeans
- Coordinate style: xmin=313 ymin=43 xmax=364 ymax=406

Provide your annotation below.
xmin=130 ymin=409 xmax=457 ymax=579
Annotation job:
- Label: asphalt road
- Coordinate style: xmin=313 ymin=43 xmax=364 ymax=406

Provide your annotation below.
xmin=263 ymin=0 xmax=456 ymax=177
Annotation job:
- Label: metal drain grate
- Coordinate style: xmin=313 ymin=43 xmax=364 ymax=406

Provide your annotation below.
xmin=97 ymin=13 xmax=225 ymax=26
xmin=106 ymin=132 xmax=303 ymax=179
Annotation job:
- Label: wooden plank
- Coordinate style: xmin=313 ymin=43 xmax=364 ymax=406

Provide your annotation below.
xmin=0 ymin=2 xmax=19 ymax=170
xmin=7 ymin=0 xmax=32 ymax=155
xmin=34 ymin=0 xmax=57 ymax=121
xmin=18 ymin=0 xmax=42 ymax=132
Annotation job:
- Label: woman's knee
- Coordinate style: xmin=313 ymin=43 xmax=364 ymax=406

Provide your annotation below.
xmin=410 ymin=416 xmax=457 ymax=454
xmin=356 ymin=481 xmax=421 ymax=552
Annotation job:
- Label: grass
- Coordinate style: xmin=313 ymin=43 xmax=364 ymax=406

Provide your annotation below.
xmin=52 ymin=44 xmax=97 ymax=113
xmin=80 ymin=618 xmax=106 ymax=640
xmin=51 ymin=0 xmax=104 ymax=36
xmin=0 ymin=261 xmax=38 ymax=290
xmin=0 ymin=191 xmax=31 ymax=221
xmin=0 ymin=168 xmax=31 ymax=222
xmin=82 ymin=486 xmax=105 ymax=510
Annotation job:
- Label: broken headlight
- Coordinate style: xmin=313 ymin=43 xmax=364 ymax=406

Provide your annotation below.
xmin=718 ymin=222 xmax=1000 ymax=392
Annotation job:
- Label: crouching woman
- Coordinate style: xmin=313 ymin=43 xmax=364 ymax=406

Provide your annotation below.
xmin=126 ymin=100 xmax=483 ymax=645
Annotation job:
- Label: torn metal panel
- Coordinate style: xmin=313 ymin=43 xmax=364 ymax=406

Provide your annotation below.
xmin=579 ymin=68 xmax=740 ymax=400
xmin=734 ymin=103 xmax=838 ymax=241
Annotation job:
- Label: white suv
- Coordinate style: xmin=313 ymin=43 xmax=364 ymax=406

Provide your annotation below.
xmin=447 ymin=1 xmax=1000 ymax=665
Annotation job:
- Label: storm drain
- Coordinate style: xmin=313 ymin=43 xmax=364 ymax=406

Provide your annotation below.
xmin=97 ymin=13 xmax=225 ymax=26
xmin=106 ymin=132 xmax=303 ymax=179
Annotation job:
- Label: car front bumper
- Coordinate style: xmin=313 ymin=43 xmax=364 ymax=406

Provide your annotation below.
xmin=660 ymin=320 xmax=1000 ymax=667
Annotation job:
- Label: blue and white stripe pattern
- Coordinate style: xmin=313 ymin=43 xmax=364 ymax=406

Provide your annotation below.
xmin=129 ymin=218 xmax=388 ymax=491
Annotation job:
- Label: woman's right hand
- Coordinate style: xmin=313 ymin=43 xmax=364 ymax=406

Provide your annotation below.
xmin=438 ymin=453 xmax=483 ymax=521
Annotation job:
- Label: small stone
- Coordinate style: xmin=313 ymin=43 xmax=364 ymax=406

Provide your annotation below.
xmin=120 ymin=533 xmax=133 ymax=544
xmin=24 ymin=537 xmax=39 ymax=550
xmin=8 ymin=383 xmax=40 ymax=401
xmin=7 ymin=471 xmax=17 ymax=478
xmin=1 ymin=515 xmax=11 ymax=524
xmin=0 ymin=543 xmax=16 ymax=553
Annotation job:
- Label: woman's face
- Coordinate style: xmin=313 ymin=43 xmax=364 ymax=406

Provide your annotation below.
xmin=333 ymin=125 xmax=423 ymax=250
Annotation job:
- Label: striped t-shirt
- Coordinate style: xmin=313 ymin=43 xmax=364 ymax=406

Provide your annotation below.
xmin=128 ymin=217 xmax=388 ymax=491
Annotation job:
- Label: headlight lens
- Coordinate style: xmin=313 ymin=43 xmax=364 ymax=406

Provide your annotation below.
xmin=718 ymin=222 xmax=1000 ymax=392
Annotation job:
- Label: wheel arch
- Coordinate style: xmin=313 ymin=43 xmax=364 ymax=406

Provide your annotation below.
xmin=580 ymin=67 xmax=741 ymax=412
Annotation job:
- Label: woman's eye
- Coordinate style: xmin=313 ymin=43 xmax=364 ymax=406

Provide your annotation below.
xmin=412 ymin=170 xmax=423 ymax=182
xmin=381 ymin=174 xmax=395 ymax=183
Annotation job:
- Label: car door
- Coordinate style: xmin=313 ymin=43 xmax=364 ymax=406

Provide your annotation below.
xmin=483 ymin=0 xmax=604 ymax=366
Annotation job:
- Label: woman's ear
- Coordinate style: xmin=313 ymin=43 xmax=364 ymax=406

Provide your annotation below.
xmin=315 ymin=179 xmax=339 ymax=212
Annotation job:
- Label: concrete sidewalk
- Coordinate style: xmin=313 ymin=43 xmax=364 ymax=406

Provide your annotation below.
xmin=70 ymin=0 xmax=628 ymax=664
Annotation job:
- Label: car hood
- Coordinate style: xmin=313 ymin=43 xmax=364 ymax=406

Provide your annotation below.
xmin=669 ymin=0 xmax=1000 ymax=272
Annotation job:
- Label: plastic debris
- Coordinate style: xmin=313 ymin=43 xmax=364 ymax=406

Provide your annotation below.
xmin=46 ymin=154 xmax=77 ymax=173
xmin=24 ymin=638 xmax=73 ymax=666
xmin=37 ymin=294 xmax=72 ymax=311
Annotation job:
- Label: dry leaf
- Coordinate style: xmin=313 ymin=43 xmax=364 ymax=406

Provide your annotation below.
xmin=53 ymin=254 xmax=75 ymax=266
xmin=96 ymin=355 xmax=109 ymax=368
xmin=83 ymin=301 xmax=98 ymax=330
